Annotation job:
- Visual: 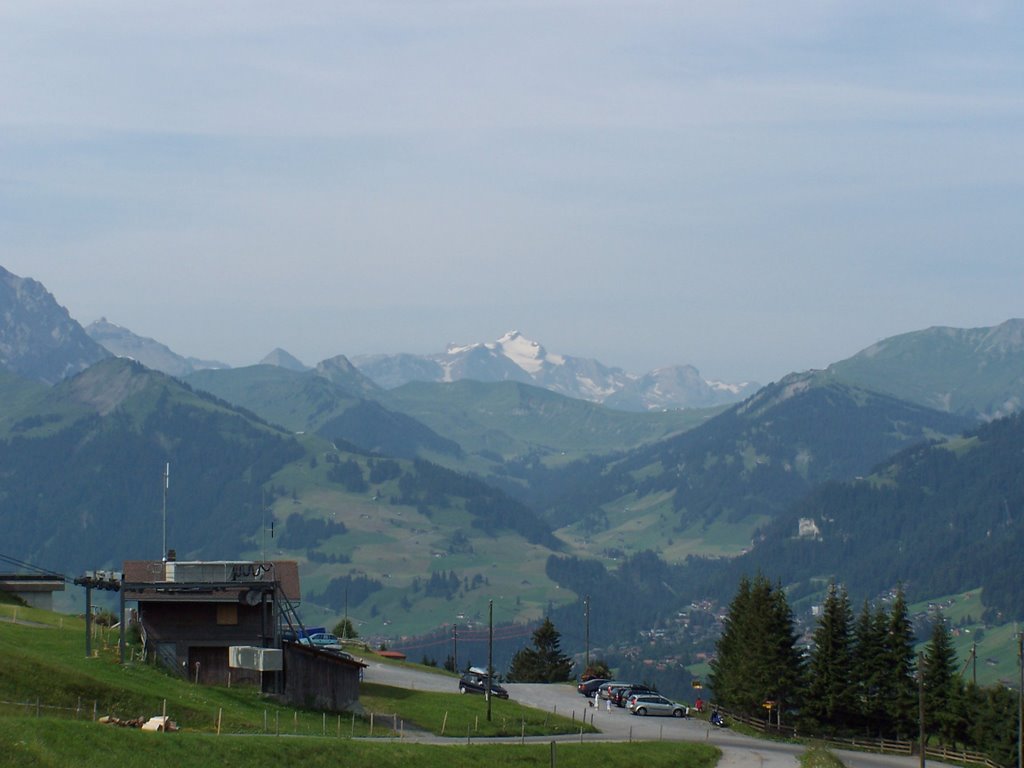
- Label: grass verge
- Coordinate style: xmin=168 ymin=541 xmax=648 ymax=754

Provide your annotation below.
xmin=0 ymin=718 xmax=720 ymax=768
xmin=360 ymin=682 xmax=598 ymax=737
xmin=799 ymin=746 xmax=847 ymax=768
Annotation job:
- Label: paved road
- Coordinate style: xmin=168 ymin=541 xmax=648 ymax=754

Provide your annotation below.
xmin=363 ymin=661 xmax=952 ymax=768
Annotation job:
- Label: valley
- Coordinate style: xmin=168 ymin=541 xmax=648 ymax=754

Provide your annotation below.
xmin=3 ymin=264 xmax=1024 ymax=696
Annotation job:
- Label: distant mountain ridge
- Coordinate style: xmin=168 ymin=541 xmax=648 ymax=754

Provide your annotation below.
xmin=85 ymin=317 xmax=229 ymax=377
xmin=352 ymin=330 xmax=759 ymax=412
xmin=0 ymin=266 xmax=109 ymax=384
xmin=824 ymin=319 xmax=1024 ymax=419
xmin=532 ymin=372 xmax=973 ymax=534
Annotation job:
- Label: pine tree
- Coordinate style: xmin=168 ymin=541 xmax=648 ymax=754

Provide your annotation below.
xmin=709 ymin=573 xmax=804 ymax=718
xmin=883 ymin=587 xmax=918 ymax=739
xmin=709 ymin=575 xmax=752 ymax=710
xmin=922 ymin=611 xmax=962 ymax=746
xmin=805 ymin=582 xmax=855 ymax=732
xmin=506 ymin=618 xmax=574 ymax=682
xmin=851 ymin=600 xmax=889 ymax=735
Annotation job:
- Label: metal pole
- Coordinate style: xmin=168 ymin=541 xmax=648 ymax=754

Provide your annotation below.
xmin=85 ymin=585 xmax=92 ymax=658
xmin=161 ymin=463 xmax=169 ymax=560
xmin=453 ymin=624 xmax=458 ymax=672
xmin=487 ymin=599 xmax=493 ymax=722
xmin=118 ymin=586 xmax=126 ymax=665
xmin=918 ymin=652 xmax=926 ymax=768
xmin=1018 ymin=632 xmax=1022 ymax=768
xmin=970 ymin=640 xmax=976 ymax=686
xmin=584 ymin=595 xmax=590 ymax=672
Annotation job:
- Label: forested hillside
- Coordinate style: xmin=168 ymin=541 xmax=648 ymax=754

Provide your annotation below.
xmin=522 ymin=375 xmax=971 ymax=530
xmin=692 ymin=412 xmax=1024 ymax=619
xmin=0 ymin=359 xmax=304 ymax=574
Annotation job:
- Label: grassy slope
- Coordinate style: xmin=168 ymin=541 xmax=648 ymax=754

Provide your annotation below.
xmin=0 ymin=604 xmax=721 ymax=768
xmin=908 ymin=589 xmax=1019 ymax=688
xmin=379 ymin=379 xmax=717 ymax=463
xmin=264 ymin=437 xmax=574 ymax=636
xmin=557 ymin=490 xmax=766 ymax=567
xmin=0 ymin=721 xmax=720 ymax=768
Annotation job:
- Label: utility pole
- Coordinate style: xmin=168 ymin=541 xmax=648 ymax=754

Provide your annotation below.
xmin=452 ymin=623 xmax=458 ymax=672
xmin=1018 ymin=632 xmax=1022 ymax=768
xmin=342 ymin=584 xmax=349 ymax=640
xmin=161 ymin=463 xmax=170 ymax=561
xmin=487 ymin=599 xmax=493 ymax=722
xmin=918 ymin=652 xmax=926 ymax=768
xmin=972 ymin=640 xmax=977 ymax=687
xmin=584 ymin=594 xmax=590 ymax=672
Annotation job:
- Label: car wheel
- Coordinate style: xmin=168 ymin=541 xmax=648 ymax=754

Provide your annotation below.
xmin=636 ymin=707 xmax=647 ymax=716
xmin=673 ymin=709 xmax=684 ymax=718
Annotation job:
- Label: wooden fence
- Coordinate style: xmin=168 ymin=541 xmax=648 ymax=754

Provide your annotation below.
xmin=718 ymin=708 xmax=1003 ymax=768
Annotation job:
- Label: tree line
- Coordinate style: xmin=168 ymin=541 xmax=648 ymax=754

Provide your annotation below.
xmin=709 ymin=574 xmax=1018 ymax=765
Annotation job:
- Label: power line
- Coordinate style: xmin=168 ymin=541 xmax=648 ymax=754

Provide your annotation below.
xmin=0 ymin=552 xmax=67 ymax=581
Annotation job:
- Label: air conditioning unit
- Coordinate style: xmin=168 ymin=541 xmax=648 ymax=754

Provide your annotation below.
xmin=228 ymin=646 xmax=258 ymax=669
xmin=229 ymin=646 xmax=283 ymax=671
xmin=255 ymin=648 xmax=283 ymax=672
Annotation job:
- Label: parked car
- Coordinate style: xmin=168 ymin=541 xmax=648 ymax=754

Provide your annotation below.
xmin=597 ymin=681 xmax=630 ymax=700
xmin=628 ymin=694 xmax=689 ymax=718
xmin=614 ymin=684 xmax=656 ymax=707
xmin=578 ymin=678 xmax=609 ymax=697
xmin=299 ymin=632 xmax=342 ymax=649
xmin=459 ymin=668 xmax=509 ymax=700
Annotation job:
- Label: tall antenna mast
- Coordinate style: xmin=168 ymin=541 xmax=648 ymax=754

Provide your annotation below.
xmin=262 ymin=489 xmax=267 ymax=564
xmin=162 ymin=462 xmax=170 ymax=561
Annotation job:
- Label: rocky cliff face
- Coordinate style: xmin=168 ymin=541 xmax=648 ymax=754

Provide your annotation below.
xmin=0 ymin=266 xmax=109 ymax=385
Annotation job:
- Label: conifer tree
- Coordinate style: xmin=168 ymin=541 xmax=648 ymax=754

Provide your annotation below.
xmin=805 ymin=582 xmax=855 ymax=732
xmin=851 ymin=600 xmax=889 ymax=735
xmin=922 ymin=611 xmax=962 ymax=746
xmin=506 ymin=617 xmax=574 ymax=682
xmin=883 ymin=587 xmax=918 ymax=739
xmin=710 ymin=573 xmax=804 ymax=718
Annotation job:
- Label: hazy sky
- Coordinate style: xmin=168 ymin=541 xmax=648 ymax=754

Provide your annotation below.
xmin=2 ymin=2 xmax=1021 ymax=383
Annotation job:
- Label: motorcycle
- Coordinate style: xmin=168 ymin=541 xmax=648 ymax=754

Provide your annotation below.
xmin=709 ymin=710 xmax=727 ymax=727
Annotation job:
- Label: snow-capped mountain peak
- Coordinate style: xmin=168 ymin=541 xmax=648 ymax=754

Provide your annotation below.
xmin=352 ymin=331 xmax=759 ymax=412
xmin=488 ymin=330 xmax=563 ymax=374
